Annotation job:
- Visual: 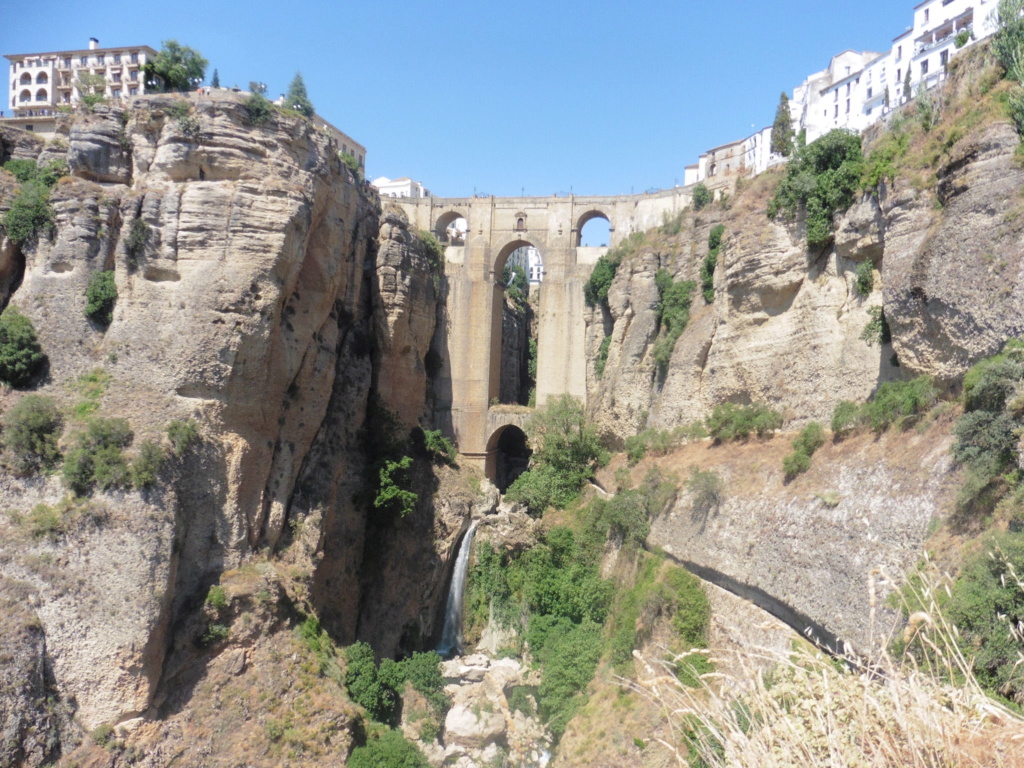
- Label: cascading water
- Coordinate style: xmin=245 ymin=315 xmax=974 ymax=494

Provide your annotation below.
xmin=437 ymin=520 xmax=479 ymax=658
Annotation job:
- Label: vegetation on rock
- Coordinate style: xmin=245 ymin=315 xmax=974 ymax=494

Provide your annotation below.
xmin=768 ymin=129 xmax=864 ymax=249
xmin=144 ymin=40 xmax=208 ymax=91
xmin=0 ymin=307 xmax=46 ymax=387
xmin=2 ymin=394 xmax=63 ymax=474
xmin=85 ymin=270 xmax=118 ymax=327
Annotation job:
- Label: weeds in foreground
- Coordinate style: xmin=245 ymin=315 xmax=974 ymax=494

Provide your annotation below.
xmin=630 ymin=567 xmax=1024 ymax=767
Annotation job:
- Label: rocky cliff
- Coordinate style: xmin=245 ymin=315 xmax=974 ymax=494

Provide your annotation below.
xmin=0 ymin=94 xmax=470 ymax=764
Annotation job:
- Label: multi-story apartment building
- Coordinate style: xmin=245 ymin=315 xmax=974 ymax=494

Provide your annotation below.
xmin=685 ymin=0 xmax=1003 ymax=186
xmin=4 ymin=38 xmax=156 ymax=138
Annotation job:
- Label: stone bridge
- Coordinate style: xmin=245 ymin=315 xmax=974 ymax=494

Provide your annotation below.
xmin=392 ymin=187 xmax=695 ymax=479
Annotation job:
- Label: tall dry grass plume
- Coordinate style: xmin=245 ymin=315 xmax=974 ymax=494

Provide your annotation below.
xmin=632 ymin=565 xmax=1024 ymax=767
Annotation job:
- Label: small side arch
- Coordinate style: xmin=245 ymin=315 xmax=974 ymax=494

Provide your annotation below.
xmin=35 ymin=88 xmax=48 ymax=102
xmin=19 ymin=89 xmax=31 ymax=103
xmin=19 ymin=72 xmax=31 ymax=85
xmin=36 ymin=72 xmax=48 ymax=85
xmin=486 ymin=424 xmax=531 ymax=492
xmin=434 ymin=210 xmax=468 ymax=244
xmin=575 ymin=209 xmax=613 ymax=247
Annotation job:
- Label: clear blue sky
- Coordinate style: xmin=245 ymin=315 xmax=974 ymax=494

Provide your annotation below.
xmin=2 ymin=1 xmax=911 ymax=198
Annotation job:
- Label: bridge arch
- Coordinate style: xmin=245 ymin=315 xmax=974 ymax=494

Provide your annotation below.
xmin=485 ymin=423 xmax=531 ymax=492
xmin=492 ymin=237 xmax=539 ymax=277
xmin=574 ymin=209 xmax=614 ymax=247
xmin=434 ymin=210 xmax=468 ymax=244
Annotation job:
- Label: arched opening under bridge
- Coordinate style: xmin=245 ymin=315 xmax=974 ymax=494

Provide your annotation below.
xmin=487 ymin=425 xmax=531 ymax=493
xmin=576 ymin=210 xmax=612 ymax=247
xmin=435 ymin=211 xmax=468 ymax=245
xmin=491 ymin=240 xmax=538 ymax=406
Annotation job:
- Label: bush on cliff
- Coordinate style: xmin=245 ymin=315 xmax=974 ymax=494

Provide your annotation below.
xmin=2 ymin=394 xmax=63 ymax=474
xmin=783 ymin=421 xmax=825 ymax=480
xmin=705 ymin=402 xmax=783 ymax=442
xmin=505 ymin=395 xmax=607 ymax=515
xmin=863 ymin=376 xmax=936 ymax=432
xmin=0 ymin=306 xmax=46 ymax=388
xmin=85 ymin=270 xmax=118 ymax=327
xmin=2 ymin=180 xmax=55 ymax=245
xmin=653 ymin=270 xmax=697 ymax=376
xmin=768 ymin=129 xmax=864 ymax=249
xmin=347 ymin=727 xmax=430 ymax=768
xmin=62 ymin=417 xmax=134 ymax=495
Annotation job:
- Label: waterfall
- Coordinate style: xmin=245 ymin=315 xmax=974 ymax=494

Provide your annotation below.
xmin=437 ymin=520 xmax=479 ymax=657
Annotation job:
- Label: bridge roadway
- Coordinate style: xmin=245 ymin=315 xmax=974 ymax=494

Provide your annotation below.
xmin=391 ymin=187 xmax=695 ymax=480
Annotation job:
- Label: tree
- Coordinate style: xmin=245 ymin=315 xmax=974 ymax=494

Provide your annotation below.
xmin=903 ymin=68 xmax=912 ymax=101
xmin=144 ymin=40 xmax=208 ymax=92
xmin=75 ymin=72 xmax=107 ymax=108
xmin=285 ymin=72 xmax=314 ymax=118
xmin=770 ymin=92 xmax=795 ymax=157
xmin=248 ymin=81 xmax=267 ymax=95
xmin=0 ymin=306 xmax=46 ymax=387
xmin=884 ymin=85 xmax=891 ymax=109
xmin=211 ymin=69 xmax=220 ymax=88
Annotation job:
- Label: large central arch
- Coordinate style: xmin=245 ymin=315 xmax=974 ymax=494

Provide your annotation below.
xmin=489 ymin=238 xmax=539 ymax=405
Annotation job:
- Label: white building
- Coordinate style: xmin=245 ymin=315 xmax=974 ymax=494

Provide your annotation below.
xmin=4 ymin=38 xmax=156 ymax=138
xmin=372 ymin=176 xmax=431 ymax=199
xmin=506 ymin=245 xmax=544 ymax=285
xmin=684 ymin=0 xmax=1002 ymax=183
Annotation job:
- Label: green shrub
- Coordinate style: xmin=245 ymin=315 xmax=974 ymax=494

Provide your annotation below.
xmin=687 ymin=466 xmax=724 ymax=520
xmin=244 ymin=92 xmax=273 ymax=126
xmin=205 ymin=584 xmax=228 ymax=611
xmin=955 ymin=28 xmax=971 ymax=48
xmin=854 ymin=261 xmax=875 ymax=296
xmin=2 ymin=394 xmax=62 ymax=474
xmin=130 ymin=439 xmax=164 ymax=489
xmin=0 ymin=306 xmax=46 ymax=387
xmin=705 ymin=402 xmax=783 ymax=441
xmin=374 ymin=455 xmax=417 ymax=517
xmin=701 ymin=225 xmax=724 ymax=303
xmin=862 ymin=376 xmax=936 ymax=432
xmin=422 ymin=429 xmax=456 ymax=466
xmin=831 ymin=400 xmax=861 ymax=438
xmin=62 ymin=417 xmax=134 ymax=495
xmin=536 ymin=618 xmax=604 ymax=736
xmin=347 ymin=728 xmax=430 ymax=768
xmin=85 ymin=270 xmax=118 ymax=326
xmin=124 ymin=217 xmax=150 ymax=264
xmin=862 ymin=131 xmax=910 ymax=189
xmin=2 ymin=180 xmax=54 ymax=245
xmin=860 ymin=305 xmax=891 ymax=346
xmin=166 ymin=418 xmax=200 ymax=456
xmin=3 ymin=159 xmax=38 ymax=182
xmin=782 ymin=450 xmax=812 ymax=479
xmin=962 ymin=340 xmax=1024 ymax=413
xmin=945 ymin=532 xmax=1024 ymax=705
xmin=653 ymin=270 xmax=696 ymax=375
xmin=505 ymin=395 xmax=607 ymax=515
xmin=692 ymin=183 xmax=712 ymax=211
xmin=595 ymin=335 xmax=612 ymax=378
xmin=90 ymin=724 xmax=115 ymax=747
xmin=340 ymin=152 xmax=361 ymax=179
xmin=584 ymin=253 xmax=620 ymax=309
xmin=343 ymin=641 xmax=396 ymax=721
xmin=768 ymin=129 xmax=864 ymax=249
xmin=792 ymin=422 xmax=825 ymax=456
xmin=37 ymin=160 xmax=68 ymax=188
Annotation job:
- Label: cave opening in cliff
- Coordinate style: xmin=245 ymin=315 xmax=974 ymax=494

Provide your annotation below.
xmin=489 ymin=425 xmax=531 ymax=493
xmin=493 ymin=240 xmax=540 ymax=406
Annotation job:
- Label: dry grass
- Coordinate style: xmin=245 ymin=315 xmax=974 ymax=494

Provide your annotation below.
xmin=630 ymin=569 xmax=1024 ymax=767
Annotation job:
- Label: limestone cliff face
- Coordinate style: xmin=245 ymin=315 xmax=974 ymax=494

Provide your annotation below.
xmin=0 ymin=95 xmax=462 ymax=749
xmin=589 ymin=177 xmax=895 ymax=441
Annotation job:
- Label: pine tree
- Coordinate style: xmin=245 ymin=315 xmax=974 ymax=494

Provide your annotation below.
xmin=285 ymin=72 xmax=314 ymax=119
xmin=770 ymin=92 xmax=795 ymax=157
xmin=211 ymin=69 xmax=220 ymax=88
xmin=903 ymin=69 xmax=912 ymax=101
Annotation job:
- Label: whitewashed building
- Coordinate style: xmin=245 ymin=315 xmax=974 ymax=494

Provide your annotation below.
xmin=372 ymin=176 xmax=431 ymax=199
xmin=3 ymin=38 xmax=156 ymax=138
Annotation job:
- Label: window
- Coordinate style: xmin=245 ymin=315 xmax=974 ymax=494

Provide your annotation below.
xmin=63 ymin=58 xmax=71 ymax=68
xmin=940 ymin=50 xmax=949 ymax=67
xmin=130 ymin=53 xmax=139 ymax=63
xmin=867 ymin=87 xmax=873 ymax=99
xmin=897 ymin=45 xmax=903 ymax=61
xmin=834 ymin=105 xmax=839 ymax=118
xmin=897 ymin=68 xmax=902 ymax=83
xmin=921 ymin=60 xmax=929 ymax=76
xmin=112 ymin=88 xmax=121 ymax=99
xmin=35 ymin=88 xmax=47 ymax=102
xmin=98 ymin=54 xmax=105 ymax=64
xmin=846 ymin=99 xmax=851 ymax=114
xmin=846 ymin=83 xmax=851 ymax=96
xmin=129 ymin=87 xmax=138 ymax=96
xmin=114 ymin=54 xmax=121 ymax=64
xmin=129 ymin=70 xmax=138 ymax=81
xmin=834 ymin=89 xmax=839 ymax=102
xmin=81 ymin=56 xmax=87 ymax=65
xmin=924 ymin=8 xmax=929 ymax=22
xmin=113 ymin=73 xmax=121 ymax=83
